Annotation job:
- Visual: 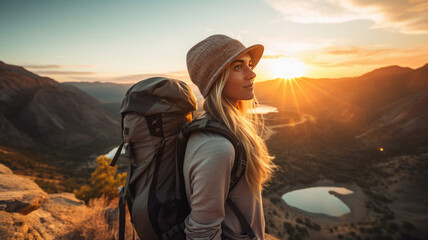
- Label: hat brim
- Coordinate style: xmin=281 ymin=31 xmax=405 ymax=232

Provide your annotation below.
xmin=203 ymin=44 xmax=264 ymax=97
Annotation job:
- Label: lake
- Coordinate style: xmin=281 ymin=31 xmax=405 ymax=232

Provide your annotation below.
xmin=282 ymin=186 xmax=354 ymax=217
xmin=250 ymin=104 xmax=278 ymax=114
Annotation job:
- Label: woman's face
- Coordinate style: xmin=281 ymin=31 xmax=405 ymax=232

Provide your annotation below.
xmin=223 ymin=53 xmax=256 ymax=106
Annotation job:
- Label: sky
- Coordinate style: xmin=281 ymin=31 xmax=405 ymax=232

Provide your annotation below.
xmin=1 ymin=0 xmax=428 ymax=84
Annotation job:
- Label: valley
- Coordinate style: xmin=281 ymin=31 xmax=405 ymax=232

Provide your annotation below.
xmin=262 ymin=111 xmax=427 ymax=239
xmin=1 ymin=61 xmax=427 ymax=239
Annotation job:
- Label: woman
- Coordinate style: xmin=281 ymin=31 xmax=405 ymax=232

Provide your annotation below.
xmin=184 ymin=34 xmax=276 ymax=240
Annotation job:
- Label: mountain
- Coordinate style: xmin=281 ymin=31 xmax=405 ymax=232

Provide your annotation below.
xmin=256 ymin=64 xmax=427 ymax=116
xmin=62 ymin=81 xmax=133 ymax=103
xmin=0 ymin=61 xmax=120 ymax=158
xmin=355 ymin=89 xmax=428 ymax=152
xmin=255 ymin=63 xmax=428 ymax=151
xmin=64 ymin=80 xmax=205 ymax=118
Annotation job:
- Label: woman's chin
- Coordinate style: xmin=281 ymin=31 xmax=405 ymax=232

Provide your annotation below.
xmin=245 ymin=92 xmax=255 ymax=100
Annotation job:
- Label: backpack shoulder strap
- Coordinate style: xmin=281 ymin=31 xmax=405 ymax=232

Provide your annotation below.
xmin=175 ymin=114 xmax=254 ymax=238
xmin=176 ymin=115 xmax=246 ymax=194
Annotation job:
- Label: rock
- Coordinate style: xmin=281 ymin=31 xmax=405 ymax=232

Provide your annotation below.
xmin=0 ymin=210 xmax=15 ymax=238
xmin=0 ymin=163 xmax=13 ymax=174
xmin=0 ymin=210 xmax=44 ymax=240
xmin=25 ymin=193 xmax=88 ymax=240
xmin=0 ymin=193 xmax=88 ymax=240
xmin=0 ymin=164 xmax=48 ymax=214
xmin=0 ymin=163 xmax=280 ymax=239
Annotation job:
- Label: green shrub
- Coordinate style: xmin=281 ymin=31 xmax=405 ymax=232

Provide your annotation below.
xmin=74 ymin=155 xmax=126 ymax=202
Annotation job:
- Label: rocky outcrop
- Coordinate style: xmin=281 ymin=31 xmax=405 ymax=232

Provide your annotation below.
xmin=0 ymin=164 xmax=88 ymax=239
xmin=0 ymin=164 xmax=280 ymax=240
xmin=0 ymin=193 xmax=87 ymax=240
xmin=0 ymin=164 xmax=13 ymax=174
xmin=0 ymin=165 xmax=48 ymax=214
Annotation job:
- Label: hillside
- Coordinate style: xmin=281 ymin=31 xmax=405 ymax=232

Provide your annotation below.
xmin=0 ymin=61 xmax=120 ymax=154
xmin=255 ymin=63 xmax=428 ymax=153
xmin=62 ymin=81 xmax=133 ymax=103
xmin=0 ymin=61 xmax=122 ymax=192
xmin=1 ymin=61 xmax=427 ymax=239
xmin=255 ymin=64 xmax=428 ymax=239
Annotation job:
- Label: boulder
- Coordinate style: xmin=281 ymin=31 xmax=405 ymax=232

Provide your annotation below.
xmin=0 ymin=164 xmax=48 ymax=214
xmin=0 ymin=164 xmax=13 ymax=174
xmin=0 ymin=210 xmax=45 ymax=240
xmin=25 ymin=193 xmax=87 ymax=240
xmin=0 ymin=193 xmax=88 ymax=240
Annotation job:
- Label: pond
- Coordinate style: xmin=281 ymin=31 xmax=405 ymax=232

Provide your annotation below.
xmin=282 ymin=186 xmax=354 ymax=217
xmin=250 ymin=104 xmax=278 ymax=114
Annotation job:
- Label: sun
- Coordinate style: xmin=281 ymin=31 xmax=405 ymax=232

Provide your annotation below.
xmin=266 ymin=58 xmax=306 ymax=79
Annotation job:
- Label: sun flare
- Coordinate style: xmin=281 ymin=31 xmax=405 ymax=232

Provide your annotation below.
xmin=264 ymin=58 xmax=306 ymax=79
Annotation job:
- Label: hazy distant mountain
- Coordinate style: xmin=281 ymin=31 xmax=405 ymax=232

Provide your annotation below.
xmin=0 ymin=61 xmax=120 ymax=154
xmin=62 ymin=81 xmax=133 ymax=103
xmin=64 ymin=80 xmax=205 ymax=118
xmin=64 ymin=80 xmax=204 ymax=104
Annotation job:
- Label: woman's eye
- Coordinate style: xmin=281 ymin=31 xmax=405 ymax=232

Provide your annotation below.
xmin=234 ymin=64 xmax=242 ymax=71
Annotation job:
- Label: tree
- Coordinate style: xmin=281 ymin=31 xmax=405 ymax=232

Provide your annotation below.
xmin=74 ymin=155 xmax=126 ymax=202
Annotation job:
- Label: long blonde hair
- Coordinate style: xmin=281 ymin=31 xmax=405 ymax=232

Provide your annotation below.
xmin=203 ymin=67 xmax=276 ymax=197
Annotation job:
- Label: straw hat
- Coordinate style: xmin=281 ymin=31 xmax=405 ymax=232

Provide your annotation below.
xmin=186 ymin=34 xmax=264 ymax=98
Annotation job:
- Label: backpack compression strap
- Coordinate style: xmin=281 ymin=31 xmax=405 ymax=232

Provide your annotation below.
xmin=110 ymin=113 xmax=126 ymax=167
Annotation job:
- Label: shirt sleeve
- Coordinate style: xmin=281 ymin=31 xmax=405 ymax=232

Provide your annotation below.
xmin=183 ymin=133 xmax=235 ymax=240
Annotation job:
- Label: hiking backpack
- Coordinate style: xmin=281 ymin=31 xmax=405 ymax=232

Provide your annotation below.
xmin=110 ymin=77 xmax=254 ymax=240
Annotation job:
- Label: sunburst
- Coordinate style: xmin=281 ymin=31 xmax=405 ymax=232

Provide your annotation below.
xmin=270 ymin=58 xmax=305 ymax=79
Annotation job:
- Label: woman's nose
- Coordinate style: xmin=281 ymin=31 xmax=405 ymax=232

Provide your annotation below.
xmin=246 ymin=67 xmax=256 ymax=80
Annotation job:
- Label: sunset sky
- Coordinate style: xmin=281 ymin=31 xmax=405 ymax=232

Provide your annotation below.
xmin=1 ymin=0 xmax=427 ymax=84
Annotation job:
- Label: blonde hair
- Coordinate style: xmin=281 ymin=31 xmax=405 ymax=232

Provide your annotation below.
xmin=203 ymin=67 xmax=276 ymax=197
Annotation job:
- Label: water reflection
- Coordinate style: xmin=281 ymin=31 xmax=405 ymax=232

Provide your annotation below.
xmin=105 ymin=146 xmax=124 ymax=159
xmin=282 ymin=187 xmax=353 ymax=217
xmin=249 ymin=104 xmax=278 ymax=114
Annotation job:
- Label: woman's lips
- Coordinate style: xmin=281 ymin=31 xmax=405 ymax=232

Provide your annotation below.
xmin=244 ymin=83 xmax=254 ymax=88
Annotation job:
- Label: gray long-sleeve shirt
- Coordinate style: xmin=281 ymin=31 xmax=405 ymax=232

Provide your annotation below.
xmin=183 ymin=131 xmax=265 ymax=240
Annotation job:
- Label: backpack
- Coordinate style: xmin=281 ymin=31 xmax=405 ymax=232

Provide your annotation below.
xmin=109 ymin=77 xmax=255 ymax=240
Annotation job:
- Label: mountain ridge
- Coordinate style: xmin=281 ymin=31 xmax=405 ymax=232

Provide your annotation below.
xmin=0 ymin=61 xmax=120 ymax=159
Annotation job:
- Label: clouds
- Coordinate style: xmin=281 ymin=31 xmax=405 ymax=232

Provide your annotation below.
xmin=264 ymin=0 xmax=428 ymax=34
xmin=23 ymin=64 xmax=97 ymax=79
xmin=303 ymin=45 xmax=428 ymax=68
xmin=23 ymin=64 xmax=63 ymax=69
xmin=35 ymin=71 xmax=95 ymax=75
xmin=264 ymin=0 xmax=361 ymax=24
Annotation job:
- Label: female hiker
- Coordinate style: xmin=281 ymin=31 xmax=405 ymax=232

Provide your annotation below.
xmin=184 ymin=34 xmax=277 ymax=240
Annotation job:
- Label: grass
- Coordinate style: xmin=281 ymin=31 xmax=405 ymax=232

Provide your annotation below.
xmin=65 ymin=196 xmax=134 ymax=240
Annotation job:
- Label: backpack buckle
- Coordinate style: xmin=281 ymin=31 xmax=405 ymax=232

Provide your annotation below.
xmin=124 ymin=143 xmax=133 ymax=158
